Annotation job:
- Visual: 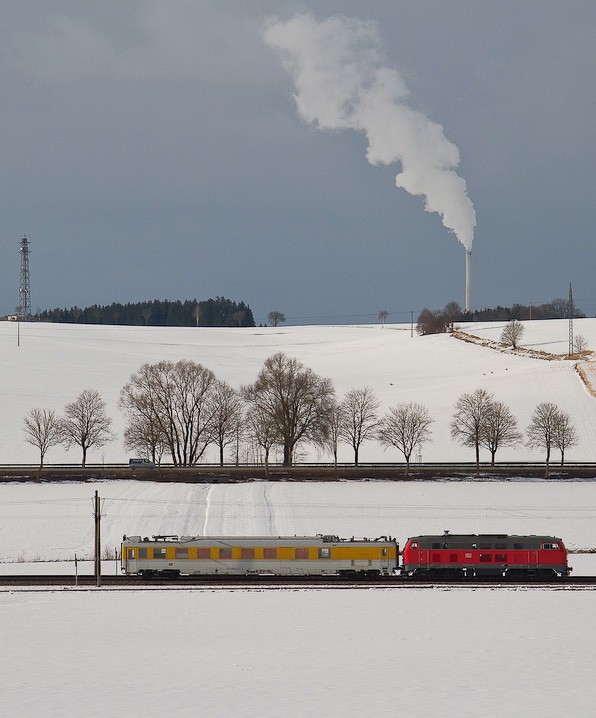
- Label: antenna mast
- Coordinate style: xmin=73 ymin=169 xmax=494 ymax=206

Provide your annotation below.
xmin=18 ymin=236 xmax=32 ymax=320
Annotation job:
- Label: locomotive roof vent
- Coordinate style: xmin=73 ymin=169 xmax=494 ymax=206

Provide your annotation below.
xmin=443 ymin=530 xmax=450 ymax=535
xmin=320 ymin=534 xmax=339 ymax=542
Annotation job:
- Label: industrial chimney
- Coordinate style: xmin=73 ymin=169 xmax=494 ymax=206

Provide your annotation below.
xmin=465 ymin=250 xmax=472 ymax=312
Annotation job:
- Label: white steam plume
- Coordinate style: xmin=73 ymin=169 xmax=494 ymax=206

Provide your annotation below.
xmin=265 ymin=13 xmax=476 ymax=251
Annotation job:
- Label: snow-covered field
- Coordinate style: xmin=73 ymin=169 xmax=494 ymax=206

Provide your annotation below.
xmin=2 ymin=479 xmax=596 ymax=562
xmin=3 ymin=320 xmax=596 ymax=716
xmin=2 ymin=479 xmax=596 ymax=717
xmin=4 ymin=587 xmax=596 ymax=718
xmin=3 ymin=317 xmax=596 ymax=464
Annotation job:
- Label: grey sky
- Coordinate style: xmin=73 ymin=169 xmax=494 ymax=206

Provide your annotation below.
xmin=1 ymin=1 xmax=594 ymax=324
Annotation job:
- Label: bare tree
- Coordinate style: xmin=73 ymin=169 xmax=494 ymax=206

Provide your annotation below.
xmin=61 ymin=389 xmax=114 ymax=467
xmin=574 ymin=334 xmax=589 ymax=353
xmin=241 ymin=353 xmax=335 ymax=466
xmin=443 ymin=301 xmax=462 ymax=332
xmin=526 ymin=402 xmax=560 ymax=477
xmin=268 ymin=311 xmax=286 ymax=327
xmin=416 ymin=308 xmax=450 ymax=335
xmin=232 ymin=310 xmax=246 ymax=328
xmin=326 ymin=400 xmax=346 ymax=470
xmin=378 ymin=402 xmax=433 ymax=475
xmin=500 ymin=319 xmax=525 ymax=349
xmin=123 ymin=413 xmax=168 ymax=465
xmin=120 ymin=360 xmax=217 ymax=466
xmin=140 ymin=306 xmax=152 ymax=326
xmin=245 ymin=405 xmax=279 ymax=474
xmin=552 ymin=410 xmax=578 ymax=466
xmin=340 ymin=387 xmax=380 ymax=465
xmin=378 ymin=310 xmax=388 ymax=327
xmin=480 ymin=401 xmax=521 ymax=465
xmin=451 ymin=388 xmax=493 ymax=475
xmin=192 ymin=303 xmax=202 ymax=327
xmin=23 ymin=408 xmax=63 ymax=469
xmin=208 ymin=380 xmax=244 ymax=466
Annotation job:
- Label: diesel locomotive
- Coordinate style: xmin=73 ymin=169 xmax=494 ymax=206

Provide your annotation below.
xmin=401 ymin=531 xmax=570 ymax=577
xmin=121 ymin=530 xmax=570 ymax=578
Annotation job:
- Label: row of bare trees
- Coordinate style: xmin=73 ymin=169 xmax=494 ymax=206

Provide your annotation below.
xmin=117 ymin=355 xmax=433 ymax=471
xmin=24 ymin=389 xmax=113 ymax=468
xmin=451 ymin=388 xmax=578 ymax=476
xmin=22 ymin=355 xmax=579 ymax=472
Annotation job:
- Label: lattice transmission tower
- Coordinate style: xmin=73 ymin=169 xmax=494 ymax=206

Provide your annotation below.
xmin=18 ymin=235 xmax=32 ymax=320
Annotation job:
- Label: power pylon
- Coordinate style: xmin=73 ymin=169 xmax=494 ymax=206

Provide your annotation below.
xmin=18 ymin=236 xmax=32 ymax=320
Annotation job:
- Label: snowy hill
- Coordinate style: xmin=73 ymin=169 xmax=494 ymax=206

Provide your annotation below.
xmin=3 ymin=318 xmax=596 ymax=464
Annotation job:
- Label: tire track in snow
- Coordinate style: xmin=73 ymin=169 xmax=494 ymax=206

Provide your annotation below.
xmin=261 ymin=483 xmax=274 ymax=535
xmin=202 ymin=485 xmax=214 ymax=536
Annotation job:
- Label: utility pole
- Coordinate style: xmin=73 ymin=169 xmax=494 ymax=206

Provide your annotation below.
xmin=94 ymin=491 xmax=102 ymax=587
xmin=568 ymin=283 xmax=574 ymax=357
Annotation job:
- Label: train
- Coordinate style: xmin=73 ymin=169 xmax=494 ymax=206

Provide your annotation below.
xmin=402 ymin=532 xmax=570 ymax=578
xmin=121 ymin=530 xmax=571 ymax=578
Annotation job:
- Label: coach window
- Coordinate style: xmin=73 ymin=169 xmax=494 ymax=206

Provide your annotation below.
xmin=139 ymin=548 xmax=147 ymax=559
xmin=197 ymin=548 xmax=210 ymax=559
xmin=153 ymin=548 xmax=167 ymax=559
xmin=219 ymin=548 xmax=232 ymax=559
xmin=128 ymin=548 xmax=136 ymax=559
xmin=295 ymin=548 xmax=309 ymax=559
xmin=241 ymin=548 xmax=255 ymax=559
xmin=263 ymin=548 xmax=277 ymax=559
xmin=318 ymin=548 xmax=331 ymax=559
xmin=175 ymin=548 xmax=188 ymax=559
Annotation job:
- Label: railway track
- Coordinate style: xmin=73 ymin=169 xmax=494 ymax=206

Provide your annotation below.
xmin=2 ymin=574 xmax=596 ymax=588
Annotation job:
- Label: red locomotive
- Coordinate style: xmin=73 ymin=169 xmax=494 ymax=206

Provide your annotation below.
xmin=402 ymin=531 xmax=570 ymax=578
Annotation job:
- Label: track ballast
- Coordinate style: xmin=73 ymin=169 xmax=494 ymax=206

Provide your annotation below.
xmin=2 ymin=574 xmax=596 ymax=588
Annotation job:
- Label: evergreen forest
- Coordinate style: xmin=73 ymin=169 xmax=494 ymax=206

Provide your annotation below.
xmin=35 ymin=297 xmax=256 ymax=328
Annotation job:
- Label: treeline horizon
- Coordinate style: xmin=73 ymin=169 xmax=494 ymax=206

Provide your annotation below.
xmin=417 ymin=297 xmax=585 ymax=335
xmin=33 ymin=297 xmax=256 ymax=328
xmin=464 ymin=297 xmax=585 ymax=323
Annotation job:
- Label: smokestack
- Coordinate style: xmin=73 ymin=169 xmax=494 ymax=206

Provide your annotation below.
xmin=465 ymin=250 xmax=472 ymax=312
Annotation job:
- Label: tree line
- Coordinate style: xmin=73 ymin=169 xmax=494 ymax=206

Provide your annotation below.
xmin=22 ymin=354 xmax=579 ymax=475
xmin=416 ymin=297 xmax=585 ymax=335
xmin=34 ymin=297 xmax=256 ymax=328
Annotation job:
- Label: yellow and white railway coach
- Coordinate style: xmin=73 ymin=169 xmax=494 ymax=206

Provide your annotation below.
xmin=121 ymin=534 xmax=399 ymax=577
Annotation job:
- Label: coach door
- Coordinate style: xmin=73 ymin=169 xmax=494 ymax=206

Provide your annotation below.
xmin=125 ymin=546 xmax=137 ymax=573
